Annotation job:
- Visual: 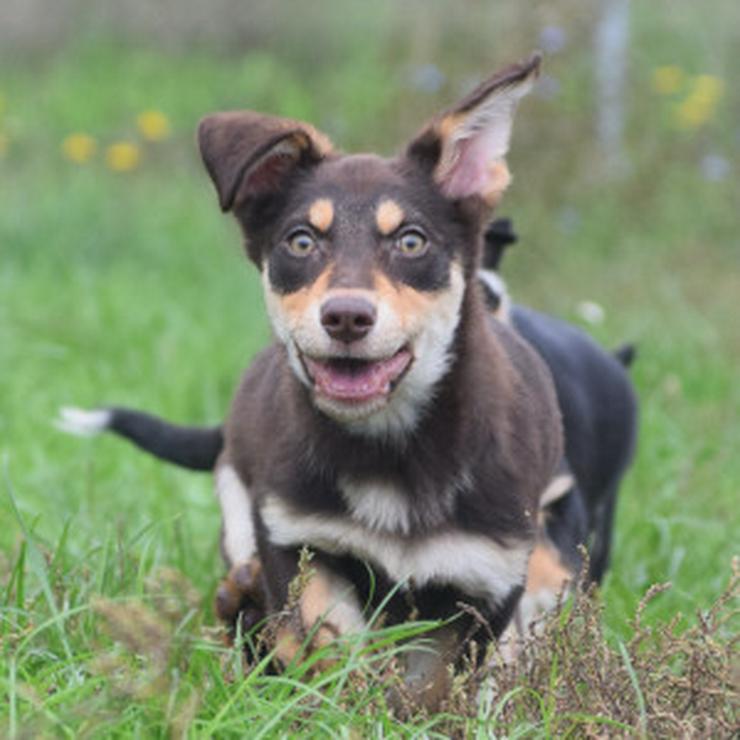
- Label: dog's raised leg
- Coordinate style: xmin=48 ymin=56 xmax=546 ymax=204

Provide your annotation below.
xmin=211 ymin=461 xmax=271 ymax=651
xmin=214 ymin=558 xmax=266 ymax=642
xmin=271 ymin=559 xmax=366 ymax=669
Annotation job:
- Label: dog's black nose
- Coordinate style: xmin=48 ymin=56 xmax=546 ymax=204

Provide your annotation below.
xmin=320 ymin=296 xmax=376 ymax=343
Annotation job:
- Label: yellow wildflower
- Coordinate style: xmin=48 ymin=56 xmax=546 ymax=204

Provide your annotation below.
xmin=62 ymin=133 xmax=97 ymax=164
xmin=675 ymin=98 xmax=711 ymax=129
xmin=0 ymin=132 xmax=8 ymax=157
xmin=652 ymin=66 xmax=683 ymax=95
xmin=136 ymin=110 xmax=171 ymax=141
xmin=675 ymin=75 xmax=723 ymax=130
xmin=690 ymin=74 xmax=723 ymax=106
xmin=106 ymin=141 xmax=141 ymax=172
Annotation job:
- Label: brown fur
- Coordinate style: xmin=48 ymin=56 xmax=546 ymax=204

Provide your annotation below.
xmin=60 ymin=52 xmax=638 ymax=711
xmin=198 ymin=53 xmax=562 ymax=702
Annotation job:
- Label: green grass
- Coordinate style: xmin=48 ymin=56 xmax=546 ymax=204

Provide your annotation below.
xmin=1 ymin=2 xmax=738 ymax=735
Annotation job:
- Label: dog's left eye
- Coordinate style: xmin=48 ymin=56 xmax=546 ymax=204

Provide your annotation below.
xmin=396 ymin=229 xmax=428 ymax=257
xmin=286 ymin=230 xmax=317 ymax=257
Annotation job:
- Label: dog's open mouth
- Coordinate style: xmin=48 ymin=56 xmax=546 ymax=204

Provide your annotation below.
xmin=303 ymin=347 xmax=412 ymax=404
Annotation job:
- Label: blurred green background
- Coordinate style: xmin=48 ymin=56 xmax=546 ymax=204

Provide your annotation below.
xmin=0 ymin=0 xmax=738 ymax=715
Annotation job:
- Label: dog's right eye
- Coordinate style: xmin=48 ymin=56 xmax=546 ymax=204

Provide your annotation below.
xmin=395 ymin=229 xmax=428 ymax=257
xmin=286 ymin=230 xmax=317 ymax=257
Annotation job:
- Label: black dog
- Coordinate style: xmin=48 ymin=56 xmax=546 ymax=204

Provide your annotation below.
xmin=479 ymin=219 xmax=637 ymax=592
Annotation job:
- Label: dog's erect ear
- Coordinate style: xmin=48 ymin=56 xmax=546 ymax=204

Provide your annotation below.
xmin=198 ymin=112 xmax=333 ymax=212
xmin=407 ymin=53 xmax=541 ymax=206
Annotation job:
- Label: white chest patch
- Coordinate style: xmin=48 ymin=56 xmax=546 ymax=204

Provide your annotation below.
xmin=339 ymin=475 xmax=462 ymax=534
xmin=261 ymin=495 xmax=530 ymax=607
xmin=339 ymin=477 xmax=413 ymax=534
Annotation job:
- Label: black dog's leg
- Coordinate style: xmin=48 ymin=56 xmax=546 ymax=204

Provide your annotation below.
xmin=588 ymin=483 xmax=620 ymax=583
xmin=393 ymin=583 xmax=524 ymax=710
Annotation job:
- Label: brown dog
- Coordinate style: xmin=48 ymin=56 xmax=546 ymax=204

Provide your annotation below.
xmin=61 ymin=54 xmax=565 ymax=700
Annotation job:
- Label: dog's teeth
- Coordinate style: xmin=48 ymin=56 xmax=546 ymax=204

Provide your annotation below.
xmin=55 ymin=407 xmax=112 ymax=436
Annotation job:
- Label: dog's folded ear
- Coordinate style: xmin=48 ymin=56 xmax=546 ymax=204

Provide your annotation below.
xmin=407 ymin=53 xmax=541 ymax=207
xmin=198 ymin=112 xmax=334 ymax=212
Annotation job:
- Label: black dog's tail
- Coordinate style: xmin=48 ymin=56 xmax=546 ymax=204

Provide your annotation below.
xmin=56 ymin=406 xmax=223 ymax=471
xmin=613 ymin=343 xmax=637 ymax=368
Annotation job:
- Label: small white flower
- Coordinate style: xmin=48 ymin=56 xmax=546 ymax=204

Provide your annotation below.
xmin=576 ymin=300 xmax=605 ymax=325
xmin=662 ymin=374 xmax=682 ymax=397
xmin=539 ymin=26 xmax=568 ymax=54
xmin=700 ymin=153 xmax=730 ymax=182
xmin=536 ymin=74 xmax=561 ymax=100
xmin=408 ymin=64 xmax=445 ymax=94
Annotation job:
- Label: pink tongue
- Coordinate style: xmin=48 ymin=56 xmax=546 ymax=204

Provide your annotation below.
xmin=306 ymin=350 xmax=411 ymax=402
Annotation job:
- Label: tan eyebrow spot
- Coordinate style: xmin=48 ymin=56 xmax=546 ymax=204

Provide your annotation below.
xmin=308 ymin=198 xmax=334 ymax=232
xmin=375 ymin=199 xmax=404 ymax=236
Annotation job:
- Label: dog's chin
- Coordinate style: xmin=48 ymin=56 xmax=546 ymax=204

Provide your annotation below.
xmin=301 ymin=347 xmax=413 ymax=423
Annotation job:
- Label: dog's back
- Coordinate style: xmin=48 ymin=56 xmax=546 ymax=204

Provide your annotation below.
xmin=510 ymin=306 xmax=637 ymax=580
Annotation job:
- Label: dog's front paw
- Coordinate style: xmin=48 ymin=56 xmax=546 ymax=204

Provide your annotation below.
xmin=215 ymin=558 xmax=265 ymax=641
xmin=270 ymin=564 xmax=366 ymax=672
xmin=271 ymin=618 xmax=342 ymax=675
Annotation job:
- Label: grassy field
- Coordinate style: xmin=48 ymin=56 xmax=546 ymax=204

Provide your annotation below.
xmin=1 ymin=2 xmax=738 ymax=736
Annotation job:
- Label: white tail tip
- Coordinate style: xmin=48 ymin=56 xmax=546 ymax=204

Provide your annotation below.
xmin=55 ymin=407 xmax=112 ymax=437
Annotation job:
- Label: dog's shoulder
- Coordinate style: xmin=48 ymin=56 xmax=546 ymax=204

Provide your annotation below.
xmin=484 ymin=313 xmax=562 ymax=435
xmin=510 ymin=304 xmax=638 ymax=490
xmin=223 ymin=343 xmax=295 ymax=470
xmin=454 ymin=312 xmax=563 ymax=514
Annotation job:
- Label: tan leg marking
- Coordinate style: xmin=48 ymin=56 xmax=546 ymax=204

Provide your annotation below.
xmin=375 ymin=199 xmax=404 ymax=235
xmin=274 ymin=625 xmax=305 ymax=667
xmin=526 ymin=542 xmax=572 ymax=596
xmin=274 ymin=564 xmax=365 ymax=668
xmin=498 ymin=542 xmax=574 ymax=662
xmin=308 ymin=198 xmax=334 ymax=232
xmin=299 ymin=565 xmax=365 ymax=644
